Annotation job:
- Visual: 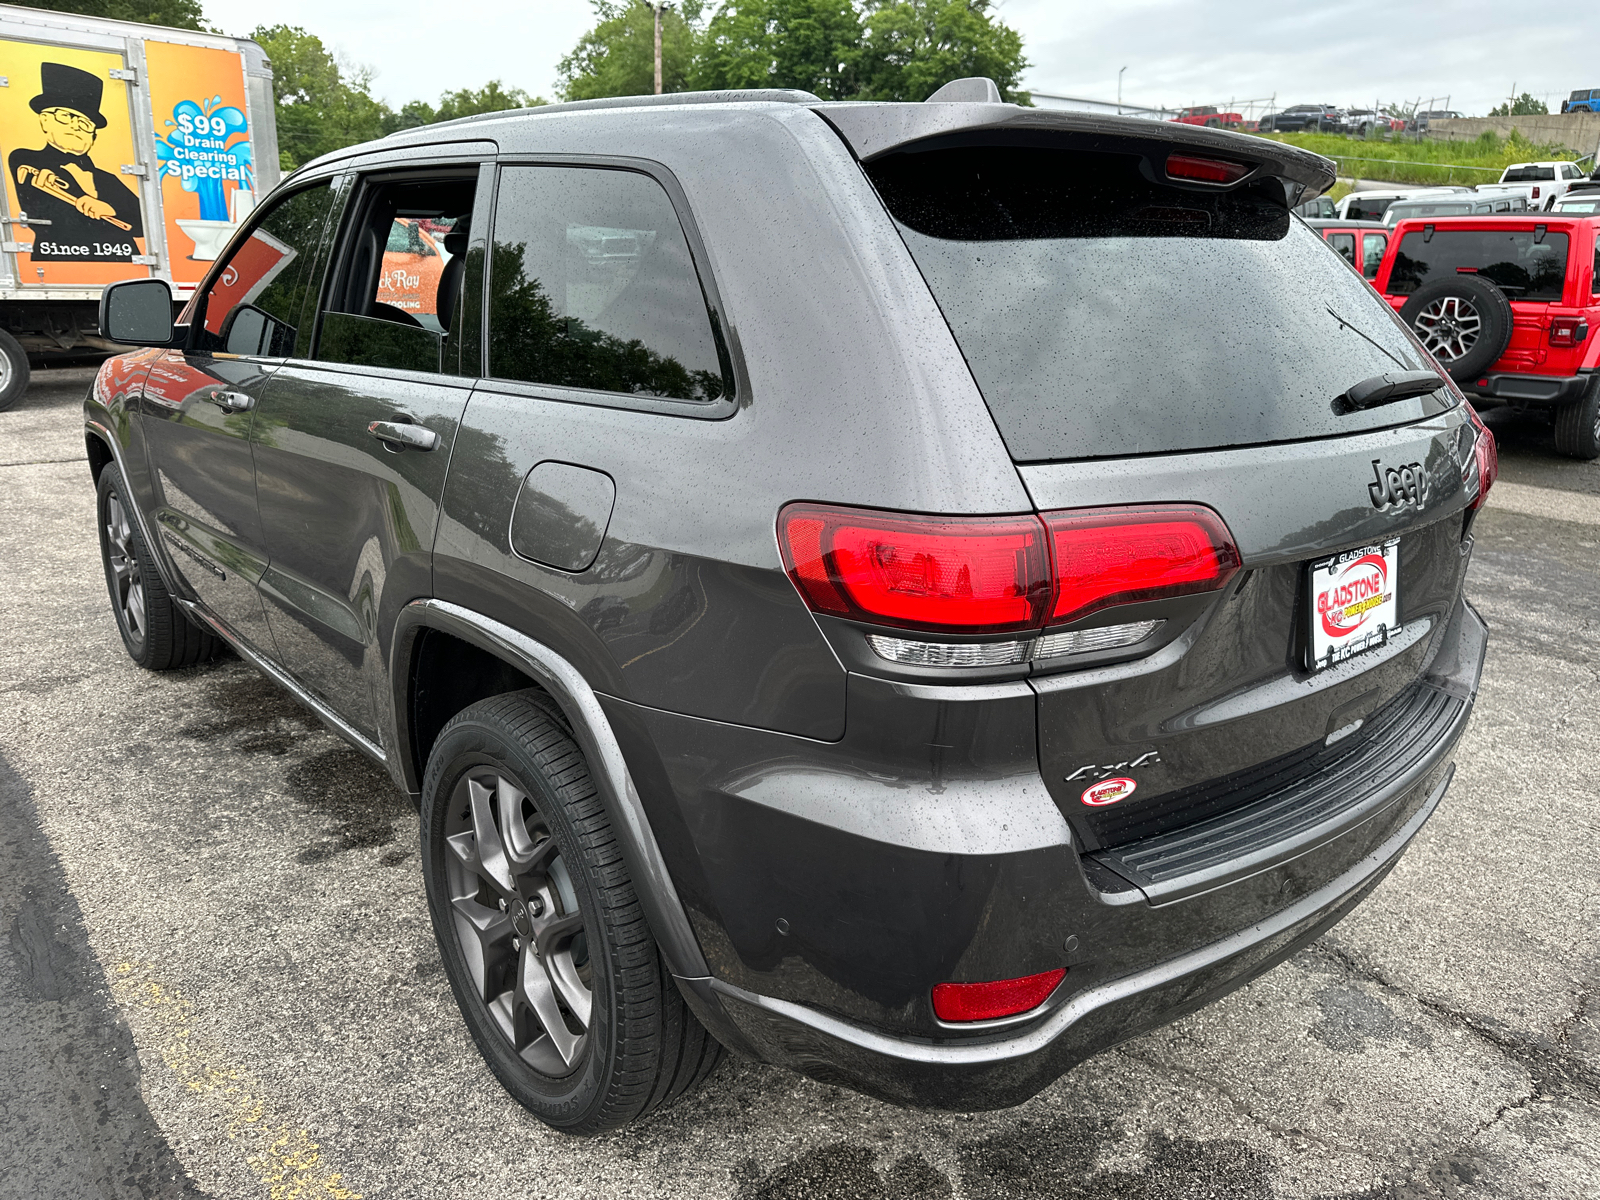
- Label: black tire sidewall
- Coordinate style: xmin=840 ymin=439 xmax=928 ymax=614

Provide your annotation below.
xmin=1554 ymin=375 xmax=1600 ymax=459
xmin=420 ymin=710 xmax=620 ymax=1130
xmin=1398 ymin=276 xmax=1514 ymax=382
xmin=0 ymin=328 xmax=29 ymax=412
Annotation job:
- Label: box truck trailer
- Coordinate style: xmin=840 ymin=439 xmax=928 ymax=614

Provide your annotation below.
xmin=0 ymin=3 xmax=277 ymax=409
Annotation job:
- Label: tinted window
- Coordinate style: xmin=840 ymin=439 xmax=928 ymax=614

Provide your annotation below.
xmin=1388 ymin=229 xmax=1569 ymax=302
xmin=1327 ymin=232 xmax=1356 ymax=263
xmin=871 ymin=145 xmax=1443 ymax=462
xmin=1345 ymin=195 xmax=1393 ymax=221
xmin=486 ymin=166 xmax=724 ymax=401
xmin=195 ymin=181 xmax=337 ymax=357
xmin=1362 ymin=233 xmax=1387 ymax=278
xmin=1502 ymin=166 xmax=1556 ymax=182
xmin=315 ymin=175 xmax=479 ymax=376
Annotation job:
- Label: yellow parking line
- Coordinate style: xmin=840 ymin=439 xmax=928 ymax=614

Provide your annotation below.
xmin=111 ymin=962 xmax=362 ymax=1200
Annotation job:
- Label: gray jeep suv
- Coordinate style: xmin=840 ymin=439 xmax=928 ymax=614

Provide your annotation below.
xmin=88 ymin=82 xmax=1492 ymax=1134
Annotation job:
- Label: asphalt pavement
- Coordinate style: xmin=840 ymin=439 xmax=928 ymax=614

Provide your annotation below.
xmin=1 ymin=367 xmax=1596 ymax=1199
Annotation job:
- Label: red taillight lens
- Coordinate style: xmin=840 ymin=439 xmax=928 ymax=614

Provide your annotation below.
xmin=779 ymin=503 xmax=1241 ymax=635
xmin=932 ymin=968 xmax=1066 ymax=1023
xmin=1464 ymin=404 xmax=1498 ymax=511
xmin=1044 ymin=506 xmax=1242 ymax=624
xmin=1165 ymin=153 xmax=1251 ymax=185
xmin=1549 ymin=317 xmax=1589 ymax=348
xmin=778 ymin=504 xmax=1051 ymax=633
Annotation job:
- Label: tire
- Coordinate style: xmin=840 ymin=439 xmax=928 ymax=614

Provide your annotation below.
xmin=95 ymin=465 xmax=223 ymax=669
xmin=1554 ymin=374 xmax=1600 ymax=460
xmin=0 ymin=328 xmax=30 ymax=412
xmin=1398 ymin=276 xmax=1514 ymax=383
xmin=421 ymin=691 xmax=722 ymax=1134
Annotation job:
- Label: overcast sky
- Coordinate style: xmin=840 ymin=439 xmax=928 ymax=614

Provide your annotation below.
xmin=204 ymin=0 xmax=1597 ymax=119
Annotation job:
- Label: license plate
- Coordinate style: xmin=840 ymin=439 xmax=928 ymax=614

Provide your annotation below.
xmin=1308 ymin=539 xmax=1400 ymax=671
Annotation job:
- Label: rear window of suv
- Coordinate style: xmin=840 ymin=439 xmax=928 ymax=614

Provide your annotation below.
xmin=1387 ymin=228 xmax=1569 ymax=302
xmin=868 ymin=144 xmax=1446 ymax=462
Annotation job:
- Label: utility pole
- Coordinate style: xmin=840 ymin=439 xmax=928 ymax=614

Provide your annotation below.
xmin=654 ymin=3 xmax=664 ymax=96
xmin=1118 ymin=66 xmax=1127 ymax=115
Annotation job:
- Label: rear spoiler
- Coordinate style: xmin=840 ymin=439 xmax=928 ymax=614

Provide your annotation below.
xmin=813 ymin=103 xmax=1338 ymax=206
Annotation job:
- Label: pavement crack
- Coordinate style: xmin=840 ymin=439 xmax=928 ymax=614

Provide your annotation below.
xmin=1313 ymin=942 xmax=1600 ymax=1105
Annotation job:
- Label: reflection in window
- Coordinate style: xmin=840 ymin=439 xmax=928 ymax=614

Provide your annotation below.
xmin=487 ymin=166 xmax=725 ymax=401
xmin=197 ymin=181 xmax=337 ymax=357
xmin=1327 ymin=233 xmax=1356 ymax=264
xmin=1362 ymin=234 xmax=1387 ymax=279
xmin=1389 ymin=230 xmax=1569 ymax=302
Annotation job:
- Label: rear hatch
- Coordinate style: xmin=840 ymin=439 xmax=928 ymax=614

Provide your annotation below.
xmin=822 ymin=106 xmax=1482 ymax=861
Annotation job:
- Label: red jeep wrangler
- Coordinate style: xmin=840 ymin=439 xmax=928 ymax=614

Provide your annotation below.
xmin=1172 ymin=105 xmax=1243 ymax=129
xmin=1374 ymin=214 xmax=1600 ymax=458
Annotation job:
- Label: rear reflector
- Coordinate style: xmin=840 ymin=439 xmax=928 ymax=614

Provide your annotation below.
xmin=932 ymin=968 xmax=1066 ymax=1023
xmin=780 ymin=503 xmax=1239 ymax=636
xmin=1165 ymin=153 xmax=1251 ymax=185
xmin=1045 ymin=506 xmax=1241 ymax=624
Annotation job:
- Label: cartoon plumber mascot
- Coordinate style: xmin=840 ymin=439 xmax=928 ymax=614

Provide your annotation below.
xmin=9 ymin=62 xmax=144 ymax=261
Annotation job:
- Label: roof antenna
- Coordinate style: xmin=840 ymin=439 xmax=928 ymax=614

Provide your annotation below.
xmin=926 ymin=77 xmax=1002 ymax=104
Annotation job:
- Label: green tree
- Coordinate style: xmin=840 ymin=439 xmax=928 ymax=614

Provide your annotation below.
xmin=557 ymin=1 xmax=705 ymax=101
xmin=852 ymin=0 xmax=1028 ymax=103
xmin=694 ymin=0 xmax=862 ymax=100
xmin=382 ymin=81 xmax=545 ymax=135
xmin=1489 ymin=93 xmax=1549 ymax=117
xmin=28 ymin=0 xmax=207 ymax=31
xmin=251 ymin=24 xmax=387 ymax=170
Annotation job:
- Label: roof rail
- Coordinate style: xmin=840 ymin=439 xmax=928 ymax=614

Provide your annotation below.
xmin=391 ymin=88 xmax=824 ymax=136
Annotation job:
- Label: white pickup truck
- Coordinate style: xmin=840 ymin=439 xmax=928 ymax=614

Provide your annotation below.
xmin=1474 ymin=161 xmax=1588 ymax=209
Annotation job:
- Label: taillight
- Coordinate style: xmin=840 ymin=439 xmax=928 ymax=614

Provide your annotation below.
xmin=1550 ymin=316 xmax=1589 ymax=348
xmin=1165 ymin=153 xmax=1251 ymax=186
xmin=778 ymin=503 xmax=1240 ymax=642
xmin=1532 ymin=185 xmax=1541 ymax=199
xmin=778 ymin=504 xmax=1050 ymax=633
xmin=932 ymin=968 xmax=1066 ymax=1023
xmin=1044 ymin=506 xmax=1241 ymax=624
xmin=1463 ymin=403 xmax=1498 ymax=511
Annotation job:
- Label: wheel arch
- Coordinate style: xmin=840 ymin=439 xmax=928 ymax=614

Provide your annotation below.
xmin=391 ymin=598 xmax=713 ymax=983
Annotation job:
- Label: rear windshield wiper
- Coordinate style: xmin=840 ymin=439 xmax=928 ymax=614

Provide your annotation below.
xmin=1334 ymin=370 xmax=1446 ymax=414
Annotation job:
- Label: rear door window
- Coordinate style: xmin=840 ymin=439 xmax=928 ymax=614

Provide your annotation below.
xmin=1387 ymin=228 xmax=1569 ymax=302
xmin=1361 ymin=232 xmax=1387 ymax=278
xmin=1326 ymin=232 xmax=1356 ymax=264
xmin=869 ymin=144 xmax=1444 ymax=462
xmin=485 ymin=165 xmax=726 ymax=402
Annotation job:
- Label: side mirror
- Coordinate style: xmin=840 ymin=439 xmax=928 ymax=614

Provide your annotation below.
xmin=100 ymin=278 xmax=178 ymax=346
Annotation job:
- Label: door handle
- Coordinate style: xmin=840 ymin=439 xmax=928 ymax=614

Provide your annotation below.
xmin=368 ymin=419 xmax=439 ymax=452
xmin=207 ymin=389 xmax=254 ymax=412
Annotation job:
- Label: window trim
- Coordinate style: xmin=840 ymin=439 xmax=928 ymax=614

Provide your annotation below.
xmin=476 ymin=154 xmax=745 ymax=421
xmin=179 ymin=172 xmax=347 ymax=362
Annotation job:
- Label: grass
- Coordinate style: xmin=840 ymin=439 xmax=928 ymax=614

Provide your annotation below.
xmin=1248 ymin=129 xmax=1588 ymax=186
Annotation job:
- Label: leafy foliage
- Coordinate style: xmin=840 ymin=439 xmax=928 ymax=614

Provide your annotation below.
xmin=382 ymin=82 xmax=545 ymax=135
xmin=28 ymin=0 xmax=207 ymax=31
xmin=251 ymin=24 xmax=387 ymax=170
xmin=1489 ymin=93 xmax=1549 ymax=117
xmin=559 ymin=0 xmax=1029 ymax=104
xmin=1254 ymin=129 xmax=1581 ymax=188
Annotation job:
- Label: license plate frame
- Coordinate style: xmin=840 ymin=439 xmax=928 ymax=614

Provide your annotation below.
xmin=1307 ymin=538 xmax=1400 ymax=672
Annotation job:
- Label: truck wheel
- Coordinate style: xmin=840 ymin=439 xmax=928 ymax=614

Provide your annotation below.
xmin=0 ymin=328 xmax=30 ymax=412
xmin=96 ymin=465 xmax=223 ymax=669
xmin=1398 ymin=276 xmax=1513 ymax=383
xmin=421 ymin=691 xmax=722 ymax=1134
xmin=1554 ymin=375 xmax=1600 ymax=460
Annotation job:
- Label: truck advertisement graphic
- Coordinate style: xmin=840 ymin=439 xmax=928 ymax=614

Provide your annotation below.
xmin=0 ymin=4 xmax=277 ymax=410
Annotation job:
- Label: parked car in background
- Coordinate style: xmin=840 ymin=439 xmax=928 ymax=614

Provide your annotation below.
xmin=1412 ymin=110 xmax=1465 ymax=134
xmin=1293 ymin=194 xmax=1337 ymax=218
xmin=1259 ymin=104 xmax=1346 ymax=133
xmin=1384 ymin=195 xmax=1530 ymax=225
xmin=1346 ymin=109 xmax=1396 ymax=137
xmin=1304 ymin=218 xmax=1389 ymax=279
xmin=1549 ymin=191 xmax=1600 ymax=214
xmin=1561 ymin=89 xmax=1600 ymax=114
xmin=87 ymin=86 xmax=1492 ymax=1131
xmin=1375 ymin=214 xmax=1600 ymax=458
xmin=1172 ymin=105 xmax=1243 ymax=129
xmin=1338 ymin=186 xmax=1471 ymax=222
xmin=1475 ymin=162 xmax=1587 ymax=210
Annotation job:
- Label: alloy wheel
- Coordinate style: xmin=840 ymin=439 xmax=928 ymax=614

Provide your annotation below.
xmin=105 ymin=490 xmax=147 ymax=651
xmin=1411 ymin=296 xmax=1481 ymax=363
xmin=443 ymin=767 xmax=592 ymax=1077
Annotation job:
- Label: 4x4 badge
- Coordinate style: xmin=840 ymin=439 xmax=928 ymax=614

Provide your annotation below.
xmin=1368 ymin=458 xmax=1429 ymax=510
xmin=1065 ymin=750 xmax=1160 ymax=782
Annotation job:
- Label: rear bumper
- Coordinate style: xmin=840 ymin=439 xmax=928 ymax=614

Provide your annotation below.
xmin=665 ymin=600 xmax=1487 ymax=1109
xmin=1466 ymin=373 xmax=1590 ymax=405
